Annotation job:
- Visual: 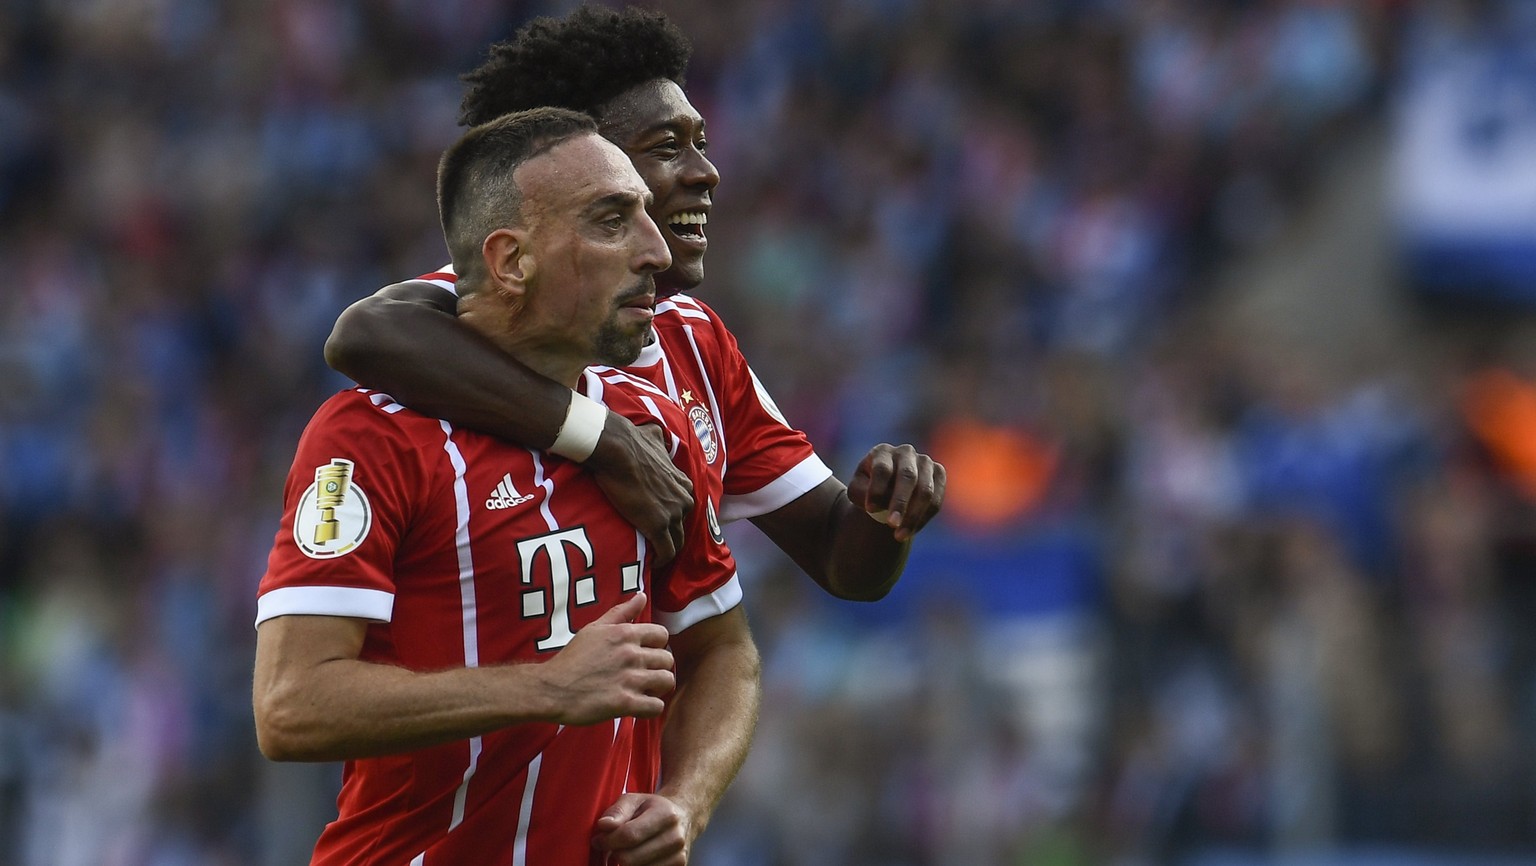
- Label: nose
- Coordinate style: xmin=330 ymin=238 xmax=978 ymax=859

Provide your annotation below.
xmin=634 ymin=211 xmax=672 ymax=274
xmin=681 ymin=146 xmax=719 ymax=191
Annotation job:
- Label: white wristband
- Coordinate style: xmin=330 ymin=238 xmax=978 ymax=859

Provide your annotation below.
xmin=550 ymin=392 xmax=607 ymax=462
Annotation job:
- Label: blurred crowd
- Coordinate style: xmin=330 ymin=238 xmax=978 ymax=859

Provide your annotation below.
xmin=2 ymin=0 xmax=1534 ymax=864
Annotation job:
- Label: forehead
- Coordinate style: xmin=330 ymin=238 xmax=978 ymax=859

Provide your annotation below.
xmin=514 ymin=133 xmax=648 ymax=213
xmin=598 ymin=79 xmax=704 ymax=140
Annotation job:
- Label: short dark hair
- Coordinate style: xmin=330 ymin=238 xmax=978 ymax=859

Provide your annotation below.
xmin=437 ymin=107 xmax=599 ymax=286
xmin=460 ymin=5 xmax=692 ymax=127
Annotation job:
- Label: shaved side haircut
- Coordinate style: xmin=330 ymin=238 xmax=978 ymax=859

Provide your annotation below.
xmin=437 ymin=107 xmax=599 ymax=289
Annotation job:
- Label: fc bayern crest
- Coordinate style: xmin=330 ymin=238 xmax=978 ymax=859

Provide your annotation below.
xmin=688 ymin=404 xmax=719 ymax=464
xmin=293 ymin=458 xmax=373 ymax=559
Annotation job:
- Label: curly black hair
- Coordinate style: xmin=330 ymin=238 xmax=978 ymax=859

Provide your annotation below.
xmin=460 ymin=6 xmax=692 ymax=127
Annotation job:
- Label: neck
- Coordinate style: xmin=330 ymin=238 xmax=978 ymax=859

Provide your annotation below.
xmin=459 ymin=292 xmax=586 ymax=389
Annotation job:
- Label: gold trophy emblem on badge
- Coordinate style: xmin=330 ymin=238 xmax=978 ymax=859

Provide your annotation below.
xmin=313 ymin=459 xmax=355 ymax=545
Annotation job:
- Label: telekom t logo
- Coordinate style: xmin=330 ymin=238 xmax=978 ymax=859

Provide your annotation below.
xmin=516 ymin=527 xmax=642 ymax=651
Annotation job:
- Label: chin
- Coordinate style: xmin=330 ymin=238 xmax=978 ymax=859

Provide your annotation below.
xmin=596 ymin=328 xmax=649 ymax=368
xmin=601 ymin=344 xmax=645 ymax=367
xmin=660 ymin=262 xmax=705 ymax=295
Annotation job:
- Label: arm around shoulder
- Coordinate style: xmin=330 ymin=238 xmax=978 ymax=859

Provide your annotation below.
xmin=324 ymin=279 xmax=459 ymax=385
xmin=324 ymin=282 xmax=695 ymax=560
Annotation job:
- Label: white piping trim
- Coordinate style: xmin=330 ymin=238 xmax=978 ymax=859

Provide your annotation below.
xmin=440 ymin=420 xmax=481 ymax=832
xmin=511 ymin=752 xmax=544 ymax=866
xmin=682 ymin=325 xmax=728 ymax=479
xmin=254 ymin=585 xmax=394 ymax=626
xmin=718 ymin=452 xmax=834 ymax=523
xmin=655 ymin=574 xmax=743 ymax=634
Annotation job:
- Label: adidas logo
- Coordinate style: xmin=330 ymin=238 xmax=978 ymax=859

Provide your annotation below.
xmin=486 ymin=473 xmax=535 ymax=510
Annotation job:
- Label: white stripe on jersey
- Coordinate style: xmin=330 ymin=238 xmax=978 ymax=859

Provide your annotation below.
xmin=681 ymin=325 xmax=728 ymax=479
xmin=420 ymin=263 xmax=459 ymax=296
xmin=615 ymin=717 xmax=632 ymax=796
xmin=439 ymin=420 xmax=482 ymax=833
xmin=635 ymin=395 xmax=681 ymax=459
xmin=651 ymin=345 xmax=680 ymax=402
xmin=367 ymin=390 xmax=406 ymax=414
xmin=581 ymin=368 xmax=606 ymax=406
xmin=655 ymin=296 xmax=710 ymax=321
xmin=632 ymin=529 xmax=647 ymax=593
xmin=595 ymin=367 xmax=670 ymax=400
xmin=511 ymin=752 xmax=544 ymax=866
xmin=531 ymin=452 xmax=558 ymax=532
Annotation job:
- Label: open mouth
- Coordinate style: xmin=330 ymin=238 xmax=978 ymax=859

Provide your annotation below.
xmin=667 ymin=210 xmax=708 ymax=244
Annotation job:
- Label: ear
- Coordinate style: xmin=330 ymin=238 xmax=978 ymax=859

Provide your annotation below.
xmin=483 ymin=228 xmax=533 ymax=299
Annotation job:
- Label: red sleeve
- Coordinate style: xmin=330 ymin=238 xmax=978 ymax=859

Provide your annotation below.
xmin=255 ymin=391 xmax=428 ymax=626
xmin=692 ymin=298 xmax=833 ymax=522
xmin=583 ymin=369 xmax=740 ymax=634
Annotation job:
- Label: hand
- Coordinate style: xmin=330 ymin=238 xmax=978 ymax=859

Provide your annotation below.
xmin=846 ymin=443 xmax=946 ymax=543
xmin=589 ymin=414 xmax=694 ymax=566
xmin=593 ymin=793 xmax=694 ymax=866
xmin=537 ymin=593 xmax=675 ymax=726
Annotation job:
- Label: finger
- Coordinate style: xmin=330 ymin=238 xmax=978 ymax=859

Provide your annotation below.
xmin=652 ymin=504 xmax=685 ymax=568
xmin=860 ymin=446 xmax=895 ymax=511
xmin=847 ymin=459 xmax=872 ymax=509
xmin=634 ymin=668 xmax=676 ymax=697
xmin=634 ymin=623 xmax=672 ymax=650
xmin=627 ymin=694 xmax=668 ymax=719
xmin=609 ymin=831 xmax=687 ymax=866
xmin=670 ymin=511 xmax=686 ymax=561
xmin=650 ymin=524 xmax=679 ymax=567
xmin=882 ymin=447 xmax=921 ymax=527
xmin=595 ymin=592 xmax=647 ymax=625
xmin=633 ymin=645 xmax=675 ymax=671
xmin=894 ymin=461 xmax=937 ymax=542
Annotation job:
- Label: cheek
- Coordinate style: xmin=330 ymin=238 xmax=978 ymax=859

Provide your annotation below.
xmin=633 ymin=165 xmax=672 ymax=199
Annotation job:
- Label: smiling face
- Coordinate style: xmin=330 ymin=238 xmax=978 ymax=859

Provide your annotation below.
xmin=596 ymin=79 xmax=719 ymax=295
xmin=472 ymin=132 xmax=671 ymax=384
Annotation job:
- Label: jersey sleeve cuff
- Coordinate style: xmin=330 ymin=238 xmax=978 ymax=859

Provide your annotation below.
xmin=719 ymin=453 xmax=834 ymax=523
xmin=255 ymin=586 xmax=395 ymax=628
xmin=655 ymin=575 xmax=742 ymax=634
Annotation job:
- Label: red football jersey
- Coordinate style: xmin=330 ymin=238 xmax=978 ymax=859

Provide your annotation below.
xmin=257 ymin=368 xmax=739 ymax=866
xmin=414 ymin=269 xmax=833 ymax=522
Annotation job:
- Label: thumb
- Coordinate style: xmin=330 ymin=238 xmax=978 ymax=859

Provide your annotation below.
xmin=594 ymin=591 xmax=647 ymax=625
xmin=596 ymin=793 xmax=644 ymax=831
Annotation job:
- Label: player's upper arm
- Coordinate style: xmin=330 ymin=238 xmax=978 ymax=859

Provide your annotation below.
xmin=256 ymin=393 xmax=427 ymax=627
xmin=666 ymin=604 xmax=754 ymax=671
xmin=252 ymin=613 xmax=370 ymax=759
xmin=325 ymin=279 xmax=459 ymax=380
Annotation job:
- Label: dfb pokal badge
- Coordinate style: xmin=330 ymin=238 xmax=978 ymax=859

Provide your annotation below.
xmin=294 ymin=458 xmax=372 ymax=559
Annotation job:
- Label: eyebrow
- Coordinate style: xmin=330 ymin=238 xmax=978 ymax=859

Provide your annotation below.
xmin=639 ymin=114 xmax=706 ymax=137
xmin=583 ymin=189 xmax=652 ymax=216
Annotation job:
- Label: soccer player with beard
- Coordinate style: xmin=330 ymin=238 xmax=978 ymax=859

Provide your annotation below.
xmin=329 ymin=6 xmax=945 ymax=601
xmin=256 ymin=109 xmax=756 ymax=866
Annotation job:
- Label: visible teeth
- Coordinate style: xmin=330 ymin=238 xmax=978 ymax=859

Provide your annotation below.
xmin=669 ymin=211 xmax=708 ymax=226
